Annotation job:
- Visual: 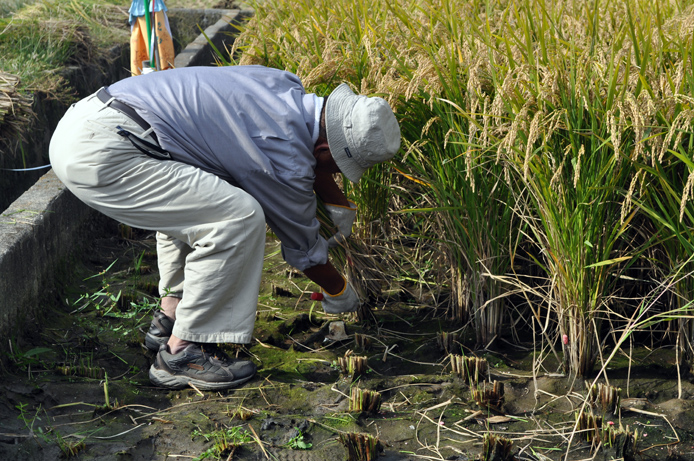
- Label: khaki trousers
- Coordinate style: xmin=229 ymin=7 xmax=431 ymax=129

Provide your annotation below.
xmin=49 ymin=93 xmax=266 ymax=344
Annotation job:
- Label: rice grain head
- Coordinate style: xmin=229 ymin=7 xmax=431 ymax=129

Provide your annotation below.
xmin=680 ymin=171 xmax=694 ymax=223
xmin=622 ymin=169 xmax=643 ymax=224
xmin=673 ymin=114 xmax=693 ymax=159
xmin=573 ymin=144 xmax=584 ymax=189
xmin=608 ymin=104 xmax=622 ymax=162
xmin=421 ymin=116 xmax=441 ymax=137
xmin=550 ymin=154 xmax=567 ymax=198
xmin=523 ymin=111 xmax=543 ymax=180
xmin=481 ymin=97 xmax=490 ymax=151
xmin=501 ymin=106 xmax=529 ymax=164
xmin=626 ymin=94 xmax=645 ymax=163
xmin=659 ymin=110 xmax=689 ymax=162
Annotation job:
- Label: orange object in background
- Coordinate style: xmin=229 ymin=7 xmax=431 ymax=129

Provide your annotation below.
xmin=129 ymin=1 xmax=174 ymax=75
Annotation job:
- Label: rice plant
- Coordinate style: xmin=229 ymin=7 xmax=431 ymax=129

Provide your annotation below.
xmin=400 ymin=96 xmax=518 ymax=345
xmin=633 ymin=150 xmax=694 ymax=371
xmin=392 ymin=0 xmax=693 ymax=376
xmin=463 ymin=0 xmax=651 ymax=377
xmin=227 ymin=0 xmax=694 ymax=378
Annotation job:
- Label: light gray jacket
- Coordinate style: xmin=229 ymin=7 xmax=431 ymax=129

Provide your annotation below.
xmin=108 ymin=65 xmax=327 ymax=270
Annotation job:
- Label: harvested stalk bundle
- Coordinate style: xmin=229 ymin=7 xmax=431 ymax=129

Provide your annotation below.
xmin=59 ymin=439 xmax=86 ymax=458
xmin=56 ymin=363 xmax=105 ymax=379
xmin=229 ymin=407 xmax=254 ymax=420
xmin=316 ymin=203 xmax=388 ymax=309
xmin=338 ymin=352 xmax=367 ymax=378
xmin=354 ymin=333 xmax=371 ymax=351
xmin=349 ymin=387 xmax=382 ymax=414
xmin=339 ymin=432 xmax=380 ymax=461
xmin=449 ymin=353 xmax=488 ymax=385
xmin=614 ymin=425 xmax=638 ymax=461
xmin=437 ymin=331 xmax=459 ymax=355
xmin=482 ymin=433 xmax=514 ymax=461
xmin=575 ymin=407 xmax=603 ymax=444
xmin=0 ymin=71 xmax=33 ymax=155
xmin=588 ymin=382 xmax=621 ymax=414
xmin=336 ymin=238 xmax=390 ymax=324
xmin=342 ymin=238 xmax=387 ymax=300
xmin=471 ymin=380 xmax=504 ymax=412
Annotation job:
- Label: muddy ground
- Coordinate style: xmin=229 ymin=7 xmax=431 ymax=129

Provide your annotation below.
xmin=1 ymin=226 xmax=694 ymax=461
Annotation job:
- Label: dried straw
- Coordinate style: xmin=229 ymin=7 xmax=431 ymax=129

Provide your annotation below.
xmin=0 ymin=71 xmax=33 ymax=156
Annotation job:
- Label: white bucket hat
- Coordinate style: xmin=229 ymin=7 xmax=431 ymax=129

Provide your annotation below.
xmin=325 ymin=83 xmax=401 ymax=183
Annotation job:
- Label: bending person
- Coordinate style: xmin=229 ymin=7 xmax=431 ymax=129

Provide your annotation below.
xmin=49 ymin=65 xmax=401 ymax=390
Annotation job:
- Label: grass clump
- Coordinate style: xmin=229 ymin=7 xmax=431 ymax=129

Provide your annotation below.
xmin=0 ymin=0 xmax=36 ymax=17
xmin=192 ymin=426 xmax=253 ymax=460
xmin=0 ymin=1 xmax=129 ymax=97
xmin=0 ymin=0 xmax=131 ymax=150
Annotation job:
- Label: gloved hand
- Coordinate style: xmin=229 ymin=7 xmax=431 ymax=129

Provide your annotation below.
xmin=320 ymin=280 xmax=360 ymax=314
xmin=325 ymin=201 xmax=357 ymax=248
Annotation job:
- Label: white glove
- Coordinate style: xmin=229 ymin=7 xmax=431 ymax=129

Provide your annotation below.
xmin=321 ymin=280 xmax=360 ymax=314
xmin=325 ymin=201 xmax=357 ymax=248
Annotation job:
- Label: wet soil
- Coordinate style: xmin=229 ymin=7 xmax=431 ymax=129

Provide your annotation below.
xmin=1 ymin=228 xmax=694 ymax=461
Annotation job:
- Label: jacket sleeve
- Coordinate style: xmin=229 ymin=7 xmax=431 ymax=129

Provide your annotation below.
xmin=241 ymin=169 xmax=329 ymax=271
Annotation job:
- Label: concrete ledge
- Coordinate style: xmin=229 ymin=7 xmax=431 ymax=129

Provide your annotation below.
xmin=0 ymin=172 xmax=108 ymax=345
xmin=0 ymin=9 xmax=248 ymax=355
xmin=174 ymin=9 xmax=253 ymax=68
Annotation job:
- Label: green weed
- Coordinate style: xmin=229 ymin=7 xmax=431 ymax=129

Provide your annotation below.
xmin=192 ymin=426 xmax=253 ymax=460
xmin=15 ymin=402 xmax=87 ymax=458
xmin=7 ymin=342 xmax=51 ymax=370
xmin=286 ymin=428 xmax=312 ymax=450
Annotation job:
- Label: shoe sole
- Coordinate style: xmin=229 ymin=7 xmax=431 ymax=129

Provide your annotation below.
xmin=144 ymin=333 xmax=169 ymax=352
xmin=148 ymin=365 xmax=255 ymax=390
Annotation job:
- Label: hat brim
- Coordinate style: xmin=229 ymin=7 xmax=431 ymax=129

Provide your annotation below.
xmin=325 ymin=83 xmax=366 ymax=183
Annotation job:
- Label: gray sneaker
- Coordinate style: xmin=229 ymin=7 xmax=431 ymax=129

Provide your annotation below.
xmin=149 ymin=343 xmax=256 ymax=390
xmin=144 ymin=311 xmax=174 ymax=351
